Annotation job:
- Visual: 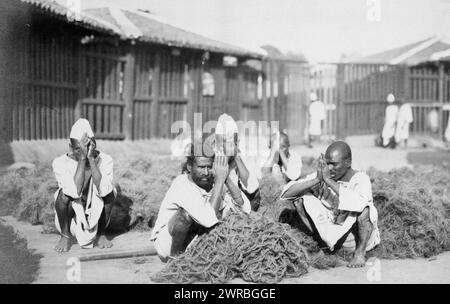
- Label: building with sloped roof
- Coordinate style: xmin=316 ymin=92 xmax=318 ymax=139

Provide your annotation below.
xmin=0 ymin=0 xmax=310 ymax=144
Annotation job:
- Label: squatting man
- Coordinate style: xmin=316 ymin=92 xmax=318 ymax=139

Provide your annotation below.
xmin=281 ymin=141 xmax=380 ymax=267
xmin=52 ymin=118 xmax=116 ymax=252
xmin=151 ymin=114 xmax=258 ymax=261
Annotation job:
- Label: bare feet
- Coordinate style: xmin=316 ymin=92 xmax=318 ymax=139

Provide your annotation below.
xmin=54 ymin=236 xmax=71 ymax=253
xmin=347 ymin=252 xmax=366 ymax=268
xmin=96 ymin=235 xmax=113 ymax=249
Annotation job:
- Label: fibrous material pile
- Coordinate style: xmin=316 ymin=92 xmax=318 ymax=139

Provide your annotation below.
xmin=151 ymin=211 xmax=309 ymax=284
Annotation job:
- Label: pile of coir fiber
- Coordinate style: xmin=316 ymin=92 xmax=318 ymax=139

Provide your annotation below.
xmin=151 ymin=211 xmax=310 ymax=284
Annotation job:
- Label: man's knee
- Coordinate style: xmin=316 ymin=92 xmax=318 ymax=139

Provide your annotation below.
xmin=356 ymin=207 xmax=371 ymax=226
xmin=168 ymin=208 xmax=194 ymax=237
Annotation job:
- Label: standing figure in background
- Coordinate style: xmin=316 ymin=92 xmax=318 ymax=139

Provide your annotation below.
xmin=445 ymin=113 xmax=450 ymax=144
xmin=395 ymin=101 xmax=413 ymax=148
xmin=381 ymin=93 xmax=399 ymax=148
xmin=307 ymin=92 xmax=326 ymax=148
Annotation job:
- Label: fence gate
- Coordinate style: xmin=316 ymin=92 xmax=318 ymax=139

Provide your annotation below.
xmin=79 ymin=43 xmax=127 ymax=140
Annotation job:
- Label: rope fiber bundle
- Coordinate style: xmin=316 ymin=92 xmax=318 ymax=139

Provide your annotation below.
xmin=151 ymin=211 xmax=309 ymax=283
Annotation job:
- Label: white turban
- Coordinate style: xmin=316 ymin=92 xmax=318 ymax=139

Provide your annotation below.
xmin=70 ymin=118 xmax=94 ymax=141
xmin=215 ymin=113 xmax=238 ymax=137
xmin=386 ymin=93 xmax=395 ymax=103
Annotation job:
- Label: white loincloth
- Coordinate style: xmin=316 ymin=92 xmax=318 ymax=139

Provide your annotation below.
xmin=302 ymin=195 xmax=380 ymax=252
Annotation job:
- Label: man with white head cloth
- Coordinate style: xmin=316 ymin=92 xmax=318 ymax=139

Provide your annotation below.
xmin=381 ymin=93 xmax=399 ymax=148
xmin=52 ymin=118 xmax=116 ymax=252
xmin=214 ymin=114 xmax=261 ymax=210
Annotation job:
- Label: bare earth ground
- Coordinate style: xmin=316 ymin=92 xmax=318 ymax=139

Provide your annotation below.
xmin=1 ymin=135 xmax=450 ymax=284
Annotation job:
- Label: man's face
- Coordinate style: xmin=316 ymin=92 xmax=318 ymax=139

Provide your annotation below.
xmin=69 ymin=139 xmax=83 ymax=161
xmin=189 ymin=157 xmax=214 ymax=190
xmin=325 ymin=149 xmax=349 ymax=181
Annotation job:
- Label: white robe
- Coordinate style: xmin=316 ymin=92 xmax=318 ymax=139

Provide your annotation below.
xmin=52 ymin=152 xmax=115 ymax=248
xmin=382 ymin=104 xmax=399 ymax=146
xmin=281 ymin=172 xmax=380 ymax=252
xmin=395 ymin=103 xmax=413 ymax=143
xmin=308 ymin=101 xmax=326 ymax=136
xmin=445 ymin=114 xmax=450 ymax=142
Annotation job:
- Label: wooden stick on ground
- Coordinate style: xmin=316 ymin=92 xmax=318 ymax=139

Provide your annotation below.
xmin=78 ymin=247 xmax=157 ymax=262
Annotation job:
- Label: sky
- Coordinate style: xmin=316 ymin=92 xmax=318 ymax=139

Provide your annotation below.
xmin=65 ymin=0 xmax=450 ymax=62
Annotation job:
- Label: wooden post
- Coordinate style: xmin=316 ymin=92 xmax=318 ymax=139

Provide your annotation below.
xmin=150 ymin=50 xmax=160 ymax=138
xmin=261 ymin=59 xmax=269 ymax=123
xmin=75 ymin=44 xmax=84 ymax=120
xmin=336 ymin=63 xmax=346 ymax=139
xmin=123 ymin=43 xmax=135 ymax=140
xmin=438 ymin=62 xmax=445 ymax=139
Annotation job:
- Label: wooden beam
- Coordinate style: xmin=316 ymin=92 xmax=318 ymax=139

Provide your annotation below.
xmin=151 ymin=51 xmax=161 ymax=138
xmin=123 ymin=45 xmax=135 ymax=140
xmin=438 ymin=62 xmax=445 ymax=139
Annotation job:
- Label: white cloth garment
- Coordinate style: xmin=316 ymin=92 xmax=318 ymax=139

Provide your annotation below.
xmin=53 ymin=152 xmax=115 ymax=248
xmin=445 ymin=114 xmax=450 ymax=142
xmin=395 ymin=103 xmax=413 ymax=143
xmin=308 ymin=101 xmax=326 ymax=136
xmin=382 ymin=104 xmax=399 ymax=146
xmin=150 ymin=174 xmax=250 ymax=259
xmin=278 ymin=151 xmax=303 ymax=181
xmin=70 ymin=118 xmax=94 ymax=140
xmin=280 ymin=172 xmax=380 ymax=252
xmin=214 ymin=113 xmax=260 ymax=195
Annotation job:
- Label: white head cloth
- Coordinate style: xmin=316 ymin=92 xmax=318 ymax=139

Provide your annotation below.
xmin=70 ymin=118 xmax=94 ymax=141
xmin=386 ymin=93 xmax=395 ymax=103
xmin=215 ymin=113 xmax=238 ymax=138
xmin=310 ymin=92 xmax=318 ymax=102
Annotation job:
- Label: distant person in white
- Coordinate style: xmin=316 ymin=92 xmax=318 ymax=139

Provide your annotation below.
xmin=52 ymin=118 xmax=115 ymax=252
xmin=280 ymin=141 xmax=380 ymax=268
xmin=307 ymin=92 xmax=326 ymax=148
xmin=262 ymin=131 xmax=302 ymax=183
xmin=381 ymin=93 xmax=399 ymax=147
xmin=445 ymin=114 xmax=450 ymax=143
xmin=150 ymin=140 xmax=251 ymax=262
xmin=395 ymin=101 xmax=413 ymax=148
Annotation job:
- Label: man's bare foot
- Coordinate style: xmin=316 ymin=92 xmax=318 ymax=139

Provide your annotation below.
xmin=96 ymin=235 xmax=113 ymax=249
xmin=54 ymin=236 xmax=71 ymax=253
xmin=347 ymin=253 xmax=366 ymax=268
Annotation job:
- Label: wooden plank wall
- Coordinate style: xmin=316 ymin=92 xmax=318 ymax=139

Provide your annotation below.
xmin=336 ymin=63 xmax=404 ymax=136
xmin=80 ymin=42 xmax=126 ymax=140
xmin=310 ymin=64 xmax=337 ymax=139
xmin=408 ymin=65 xmax=442 ymax=135
xmin=7 ymin=24 xmax=79 ymax=141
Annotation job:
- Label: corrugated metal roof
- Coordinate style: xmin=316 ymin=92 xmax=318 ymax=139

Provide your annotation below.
xmin=84 ymin=7 xmax=263 ymax=58
xmin=351 ymin=36 xmax=450 ymax=65
xmin=19 ymin=0 xmax=121 ymax=35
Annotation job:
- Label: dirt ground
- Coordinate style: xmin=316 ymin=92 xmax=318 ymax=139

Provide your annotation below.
xmin=1 ymin=215 xmax=449 ymax=284
xmin=1 ymin=135 xmax=449 ymax=284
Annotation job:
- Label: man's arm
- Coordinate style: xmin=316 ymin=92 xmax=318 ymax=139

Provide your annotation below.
xmin=225 ymin=177 xmax=244 ymax=206
xmin=233 ymin=155 xmax=250 ymax=187
xmin=278 ymin=149 xmax=289 ymax=172
xmin=281 ymin=175 xmax=321 ymax=199
xmin=209 ymin=154 xmax=229 ymax=217
xmin=87 ymin=141 xmax=102 ymax=192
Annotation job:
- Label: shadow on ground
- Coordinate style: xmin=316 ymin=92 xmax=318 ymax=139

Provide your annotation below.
xmin=0 ymin=141 xmax=14 ymax=168
xmin=407 ymin=149 xmax=450 ymax=166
